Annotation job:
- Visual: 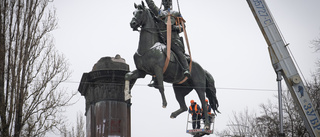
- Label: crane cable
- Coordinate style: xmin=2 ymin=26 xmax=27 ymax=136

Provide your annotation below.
xmin=175 ymin=0 xmax=192 ymax=84
xmin=177 ymin=0 xmax=181 ymax=14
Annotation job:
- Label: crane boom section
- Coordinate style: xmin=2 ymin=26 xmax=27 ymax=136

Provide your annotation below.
xmin=247 ymin=0 xmax=320 ymax=136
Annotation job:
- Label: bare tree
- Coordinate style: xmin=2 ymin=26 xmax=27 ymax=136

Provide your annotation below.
xmin=254 ymin=100 xmax=280 ymax=137
xmin=308 ymin=35 xmax=320 ymax=121
xmin=75 ymin=112 xmax=85 ymax=137
xmin=252 ymin=92 xmax=310 ymax=136
xmin=281 ymin=91 xmax=308 ymax=136
xmin=0 ymin=1 xmax=5 ymax=136
xmin=306 ymin=66 xmax=320 ymax=117
xmin=216 ymin=93 xmax=310 ymax=137
xmin=216 ymin=108 xmax=256 ymax=137
xmin=311 ymin=33 xmax=320 ymax=75
xmin=311 ymin=34 xmax=320 ymax=52
xmin=60 ymin=112 xmax=85 ymax=137
xmin=217 ymin=34 xmax=320 ymax=137
xmin=0 ymin=0 xmax=74 ymax=136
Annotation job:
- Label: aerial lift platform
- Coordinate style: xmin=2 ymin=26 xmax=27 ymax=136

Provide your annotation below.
xmin=186 ymin=113 xmax=215 ymax=137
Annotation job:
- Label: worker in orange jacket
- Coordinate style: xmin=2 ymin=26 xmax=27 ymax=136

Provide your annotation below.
xmin=189 ymin=100 xmax=201 ymax=129
xmin=202 ymin=99 xmax=213 ymax=123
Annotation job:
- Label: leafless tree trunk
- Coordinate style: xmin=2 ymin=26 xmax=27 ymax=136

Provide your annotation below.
xmin=311 ymin=34 xmax=320 ymax=76
xmin=255 ymin=100 xmax=280 ymax=137
xmin=60 ymin=112 xmax=85 ymax=137
xmin=252 ymin=93 xmax=309 ymax=136
xmin=217 ymin=34 xmax=320 ymax=137
xmin=306 ymin=70 xmax=320 ymax=118
xmin=75 ymin=112 xmax=85 ymax=137
xmin=0 ymin=0 xmax=7 ymax=136
xmin=309 ymin=35 xmax=320 ymax=121
xmin=216 ymin=108 xmax=256 ymax=137
xmin=311 ymin=34 xmax=320 ymax=52
xmin=282 ymin=91 xmax=308 ymax=136
xmin=0 ymin=0 xmax=74 ymax=136
xmin=216 ymin=93 xmax=311 ymax=137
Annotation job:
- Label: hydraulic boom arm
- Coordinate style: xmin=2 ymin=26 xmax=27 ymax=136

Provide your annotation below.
xmin=247 ymin=0 xmax=320 ymax=136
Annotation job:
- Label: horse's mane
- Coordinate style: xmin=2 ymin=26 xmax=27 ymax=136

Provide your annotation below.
xmin=147 ymin=9 xmax=165 ymax=25
xmin=138 ymin=6 xmax=166 ymax=44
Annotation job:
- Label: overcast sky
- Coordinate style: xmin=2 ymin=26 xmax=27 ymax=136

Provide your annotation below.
xmin=50 ymin=0 xmax=320 ymax=136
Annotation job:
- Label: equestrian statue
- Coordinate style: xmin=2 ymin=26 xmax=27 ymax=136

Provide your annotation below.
xmin=124 ymin=0 xmax=220 ymax=129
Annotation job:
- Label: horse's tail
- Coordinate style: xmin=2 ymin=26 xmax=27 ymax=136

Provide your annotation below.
xmin=204 ymin=70 xmax=220 ymax=114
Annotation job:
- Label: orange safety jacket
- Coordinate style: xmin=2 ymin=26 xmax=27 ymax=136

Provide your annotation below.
xmin=189 ymin=104 xmax=201 ymax=116
xmin=206 ymin=105 xmax=212 ymax=115
xmin=200 ymin=105 xmax=212 ymax=115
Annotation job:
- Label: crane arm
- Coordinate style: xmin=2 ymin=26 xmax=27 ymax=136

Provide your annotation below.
xmin=247 ymin=0 xmax=320 ymax=136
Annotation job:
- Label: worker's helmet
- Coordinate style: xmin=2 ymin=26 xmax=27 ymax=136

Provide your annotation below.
xmin=205 ymin=99 xmax=208 ymax=102
xmin=162 ymin=0 xmax=172 ymax=10
xmin=190 ymin=100 xmax=194 ymax=104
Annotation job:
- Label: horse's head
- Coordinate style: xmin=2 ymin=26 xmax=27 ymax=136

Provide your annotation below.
xmin=130 ymin=2 xmax=149 ymax=31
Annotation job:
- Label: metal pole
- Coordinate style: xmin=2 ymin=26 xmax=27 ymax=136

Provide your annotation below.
xmin=277 ymin=71 xmax=285 ymax=137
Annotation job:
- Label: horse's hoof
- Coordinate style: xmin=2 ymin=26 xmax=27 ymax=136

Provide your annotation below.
xmin=170 ymin=114 xmax=177 ymax=119
xmin=162 ymin=103 xmax=167 ymax=108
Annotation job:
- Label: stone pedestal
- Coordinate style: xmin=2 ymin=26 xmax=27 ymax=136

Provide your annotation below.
xmin=78 ymin=55 xmax=131 ymax=137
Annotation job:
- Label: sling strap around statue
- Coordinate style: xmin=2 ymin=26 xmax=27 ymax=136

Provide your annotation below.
xmin=163 ymin=11 xmax=171 ymax=73
xmin=162 ymin=11 xmax=192 ymax=84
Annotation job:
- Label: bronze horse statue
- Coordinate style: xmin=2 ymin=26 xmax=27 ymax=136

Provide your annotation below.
xmin=125 ymin=2 xmax=219 ymax=128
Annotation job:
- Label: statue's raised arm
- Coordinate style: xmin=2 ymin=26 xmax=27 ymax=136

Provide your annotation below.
xmin=145 ymin=0 xmax=161 ymax=16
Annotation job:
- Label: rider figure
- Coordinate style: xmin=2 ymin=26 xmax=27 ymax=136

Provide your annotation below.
xmin=146 ymin=0 xmax=190 ymax=86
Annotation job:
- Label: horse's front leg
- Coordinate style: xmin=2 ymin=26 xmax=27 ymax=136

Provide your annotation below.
xmin=170 ymin=84 xmax=192 ymax=118
xmin=124 ymin=69 xmax=146 ymax=100
xmin=154 ymin=67 xmax=167 ymax=108
xmin=125 ymin=69 xmax=146 ymax=80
